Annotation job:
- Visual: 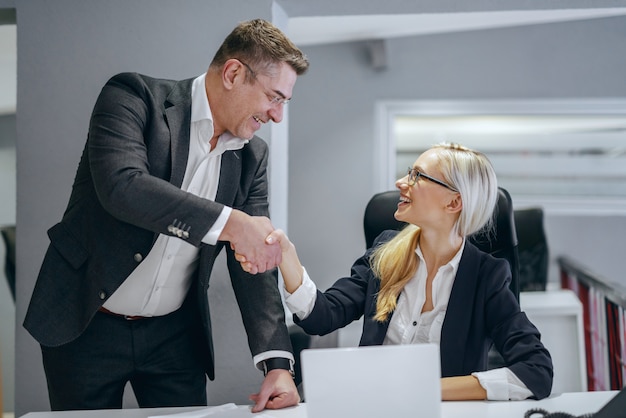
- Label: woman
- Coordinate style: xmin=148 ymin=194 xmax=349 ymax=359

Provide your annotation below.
xmin=239 ymin=143 xmax=553 ymax=401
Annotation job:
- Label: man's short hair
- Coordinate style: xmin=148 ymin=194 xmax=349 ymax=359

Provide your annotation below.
xmin=210 ymin=19 xmax=309 ymax=76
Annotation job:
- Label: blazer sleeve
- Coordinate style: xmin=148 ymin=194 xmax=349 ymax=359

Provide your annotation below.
xmin=294 ymin=230 xmax=396 ymax=336
xmin=483 ymin=254 xmax=554 ymax=399
xmin=224 ymin=140 xmax=293 ymax=357
xmin=86 ymin=73 xmax=224 ymax=246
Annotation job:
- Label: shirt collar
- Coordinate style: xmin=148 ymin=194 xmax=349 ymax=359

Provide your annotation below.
xmin=190 ymin=73 xmax=249 ymax=151
xmin=191 ymin=73 xmax=212 ymax=124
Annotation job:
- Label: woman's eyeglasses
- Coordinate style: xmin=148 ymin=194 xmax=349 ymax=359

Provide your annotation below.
xmin=406 ymin=167 xmax=458 ymax=192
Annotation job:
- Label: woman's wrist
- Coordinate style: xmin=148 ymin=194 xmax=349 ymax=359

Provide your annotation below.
xmin=280 ymin=241 xmax=304 ymax=294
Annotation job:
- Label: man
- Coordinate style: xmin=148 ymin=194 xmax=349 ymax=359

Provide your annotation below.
xmin=23 ymin=19 xmax=309 ymax=412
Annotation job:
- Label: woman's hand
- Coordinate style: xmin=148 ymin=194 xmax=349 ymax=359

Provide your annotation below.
xmin=235 ymin=229 xmax=305 ymax=294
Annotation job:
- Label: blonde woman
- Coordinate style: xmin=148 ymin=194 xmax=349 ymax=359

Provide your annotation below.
xmin=239 ymin=143 xmax=553 ymax=401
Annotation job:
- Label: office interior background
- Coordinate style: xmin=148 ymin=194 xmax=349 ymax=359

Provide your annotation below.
xmin=0 ymin=0 xmax=625 ymax=416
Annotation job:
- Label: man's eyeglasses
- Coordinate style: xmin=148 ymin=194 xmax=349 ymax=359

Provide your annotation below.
xmin=239 ymin=60 xmax=290 ymax=106
xmin=406 ymin=167 xmax=458 ymax=192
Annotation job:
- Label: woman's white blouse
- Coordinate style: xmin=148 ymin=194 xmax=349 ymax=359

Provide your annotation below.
xmin=382 ymin=242 xmax=459 ymax=346
xmin=284 ymin=240 xmax=533 ymax=401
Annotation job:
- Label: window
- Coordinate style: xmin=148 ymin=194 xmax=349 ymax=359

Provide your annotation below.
xmin=376 ymin=100 xmax=626 ymax=214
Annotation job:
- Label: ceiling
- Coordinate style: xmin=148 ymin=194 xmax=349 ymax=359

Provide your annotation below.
xmin=2 ymin=6 xmax=626 ymax=113
xmin=286 ymin=8 xmax=626 ymax=46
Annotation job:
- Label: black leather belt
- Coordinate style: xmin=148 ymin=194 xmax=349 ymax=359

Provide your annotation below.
xmin=98 ymin=306 xmax=148 ymax=321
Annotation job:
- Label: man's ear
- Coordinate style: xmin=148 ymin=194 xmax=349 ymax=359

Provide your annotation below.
xmin=222 ymin=59 xmax=245 ymax=89
xmin=446 ymin=193 xmax=463 ymax=214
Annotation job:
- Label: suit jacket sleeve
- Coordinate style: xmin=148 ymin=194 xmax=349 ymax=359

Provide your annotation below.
xmin=87 ymin=72 xmax=223 ymax=246
xmin=482 ymin=256 xmax=554 ymax=399
xmin=293 ymin=231 xmax=394 ymax=337
xmin=222 ymin=143 xmax=293 ymax=359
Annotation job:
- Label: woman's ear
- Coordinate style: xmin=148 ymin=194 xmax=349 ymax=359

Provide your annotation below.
xmin=446 ymin=193 xmax=463 ymax=214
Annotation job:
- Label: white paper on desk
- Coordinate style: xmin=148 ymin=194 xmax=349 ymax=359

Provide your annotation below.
xmin=148 ymin=403 xmax=277 ymax=418
xmin=148 ymin=403 xmax=235 ymax=418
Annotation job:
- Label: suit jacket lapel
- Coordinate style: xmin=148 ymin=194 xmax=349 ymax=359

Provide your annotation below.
xmin=164 ymin=78 xmax=194 ymax=188
xmin=440 ymin=244 xmax=480 ymax=375
xmin=215 ymin=150 xmax=241 ymax=205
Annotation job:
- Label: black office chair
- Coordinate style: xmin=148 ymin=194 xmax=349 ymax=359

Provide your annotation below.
xmin=514 ymin=207 xmax=548 ymax=292
xmin=1 ymin=225 xmax=16 ymax=302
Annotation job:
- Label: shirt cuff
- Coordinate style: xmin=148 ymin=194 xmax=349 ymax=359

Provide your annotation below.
xmin=201 ymin=206 xmax=232 ymax=245
xmin=284 ymin=267 xmax=317 ymax=319
xmin=253 ymin=350 xmax=295 ymax=371
xmin=472 ymin=367 xmax=533 ymax=401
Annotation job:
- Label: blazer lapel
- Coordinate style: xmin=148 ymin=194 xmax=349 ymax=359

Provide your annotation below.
xmin=215 ymin=149 xmax=241 ymax=205
xmin=440 ymin=244 xmax=481 ymax=375
xmin=164 ymin=78 xmax=194 ymax=188
xmin=197 ymin=149 xmax=241 ymax=287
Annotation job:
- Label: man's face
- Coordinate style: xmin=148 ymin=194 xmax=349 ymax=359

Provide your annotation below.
xmin=224 ymin=60 xmax=298 ymax=140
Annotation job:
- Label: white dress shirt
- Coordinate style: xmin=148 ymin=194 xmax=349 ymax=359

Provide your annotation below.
xmin=284 ymin=240 xmax=533 ymax=400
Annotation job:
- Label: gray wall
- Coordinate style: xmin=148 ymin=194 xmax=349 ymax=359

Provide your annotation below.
xmin=0 ymin=114 xmax=16 ymax=224
xmin=7 ymin=1 xmax=626 ymax=417
xmin=0 ymin=112 xmax=16 ymax=414
xmin=0 ymin=234 xmax=15 ymax=414
xmin=288 ymin=16 xmax=626 ymax=297
xmin=12 ymin=1 xmax=280 ymax=416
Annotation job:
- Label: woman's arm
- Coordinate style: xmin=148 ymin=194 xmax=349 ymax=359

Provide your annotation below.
xmin=235 ymin=229 xmax=305 ymax=293
xmin=266 ymin=230 xmax=305 ymax=293
xmin=441 ymin=376 xmax=486 ymax=401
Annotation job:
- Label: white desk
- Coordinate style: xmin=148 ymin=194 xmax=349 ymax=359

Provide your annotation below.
xmin=19 ymin=391 xmax=618 ymax=418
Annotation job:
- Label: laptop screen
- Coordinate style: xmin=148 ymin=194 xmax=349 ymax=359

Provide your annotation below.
xmin=301 ymin=344 xmax=441 ymax=418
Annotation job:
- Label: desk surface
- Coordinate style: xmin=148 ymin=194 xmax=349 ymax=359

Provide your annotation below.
xmin=519 ymin=289 xmax=582 ymax=315
xmin=20 ymin=391 xmax=618 ymax=418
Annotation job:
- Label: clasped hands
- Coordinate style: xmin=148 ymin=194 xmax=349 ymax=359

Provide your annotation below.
xmin=231 ymin=222 xmax=290 ymax=274
xmin=233 ymin=227 xmax=288 ymax=274
xmin=222 ymin=210 xmax=287 ymax=274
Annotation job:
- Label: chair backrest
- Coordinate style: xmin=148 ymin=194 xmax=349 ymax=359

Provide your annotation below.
xmin=514 ymin=207 xmax=549 ymax=292
xmin=363 ymin=188 xmax=519 ymax=301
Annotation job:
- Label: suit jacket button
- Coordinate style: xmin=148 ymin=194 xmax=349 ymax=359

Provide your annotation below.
xmin=99 ymin=290 xmax=107 ymax=300
xmin=134 ymin=253 xmax=143 ymax=262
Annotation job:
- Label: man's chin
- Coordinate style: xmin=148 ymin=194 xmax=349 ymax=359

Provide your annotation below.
xmin=229 ymin=129 xmax=255 ymax=140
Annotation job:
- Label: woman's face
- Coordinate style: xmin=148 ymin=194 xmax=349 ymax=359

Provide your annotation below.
xmin=394 ymin=148 xmax=458 ymax=228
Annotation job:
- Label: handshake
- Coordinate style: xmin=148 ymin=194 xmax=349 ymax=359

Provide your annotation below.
xmin=220 ymin=209 xmax=291 ymax=274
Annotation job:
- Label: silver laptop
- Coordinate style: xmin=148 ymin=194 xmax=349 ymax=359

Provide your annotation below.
xmin=301 ymin=344 xmax=441 ymax=418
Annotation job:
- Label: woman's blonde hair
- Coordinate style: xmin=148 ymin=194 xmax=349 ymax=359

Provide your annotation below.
xmin=371 ymin=143 xmax=498 ymax=322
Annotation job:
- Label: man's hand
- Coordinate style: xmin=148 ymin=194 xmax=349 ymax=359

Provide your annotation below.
xmin=235 ymin=229 xmax=305 ymax=293
xmin=249 ymin=369 xmax=300 ymax=412
xmin=220 ymin=209 xmax=281 ymax=274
